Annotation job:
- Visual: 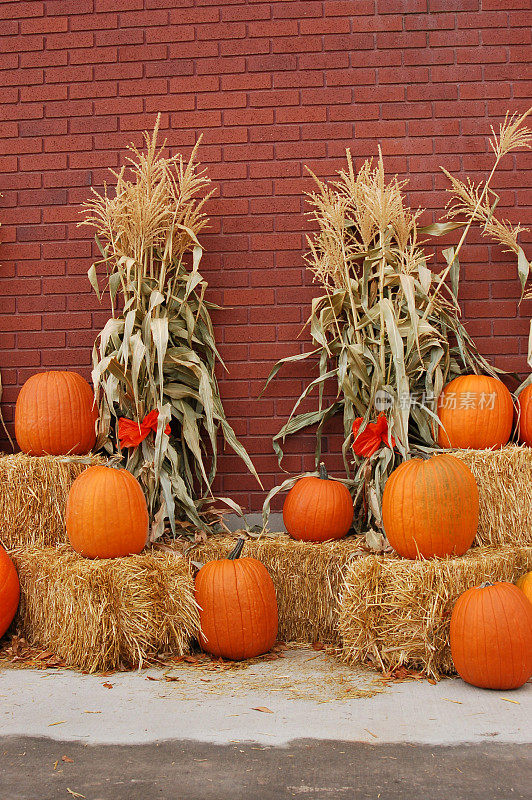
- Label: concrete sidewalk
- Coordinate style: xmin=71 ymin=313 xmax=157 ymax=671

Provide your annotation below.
xmin=1 ymin=647 xmax=530 ymax=800
xmin=1 ymin=647 xmax=530 ymax=746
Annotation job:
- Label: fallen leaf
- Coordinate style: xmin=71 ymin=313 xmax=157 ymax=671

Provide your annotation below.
xmin=66 ymin=790 xmax=85 ymax=799
xmin=62 ymin=756 xmax=74 ymax=763
xmin=427 ymin=679 xmax=437 ymax=685
xmin=146 ymin=676 xmax=160 ymax=682
xmin=501 ymin=697 xmax=520 ymax=705
xmin=184 ymin=656 xmax=199 ymax=664
xmin=252 ymin=707 xmax=273 ymax=714
xmin=102 ymin=682 xmax=113 ymax=689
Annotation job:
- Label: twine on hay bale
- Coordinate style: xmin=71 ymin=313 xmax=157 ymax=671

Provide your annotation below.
xmin=0 ymin=453 xmax=104 ymax=550
xmin=338 ymin=544 xmax=532 ymax=680
xmin=189 ymin=532 xmax=367 ymax=644
xmin=11 ymin=544 xmax=200 ymax=673
xmin=453 ymin=445 xmax=532 ymax=547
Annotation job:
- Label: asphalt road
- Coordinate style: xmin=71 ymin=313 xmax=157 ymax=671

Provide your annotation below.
xmin=1 ymin=737 xmax=531 ymax=800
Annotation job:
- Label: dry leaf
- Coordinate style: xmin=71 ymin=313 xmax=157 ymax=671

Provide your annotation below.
xmin=252 ymin=707 xmax=274 ymax=714
xmin=62 ymin=756 xmax=74 ymax=763
xmin=102 ymin=682 xmax=113 ymax=689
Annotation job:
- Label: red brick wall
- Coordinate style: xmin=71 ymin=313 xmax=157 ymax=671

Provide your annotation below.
xmin=1 ymin=0 xmax=531 ymax=512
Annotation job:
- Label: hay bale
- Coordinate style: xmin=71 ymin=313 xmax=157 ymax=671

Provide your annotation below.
xmin=189 ymin=533 xmax=367 ymax=644
xmin=453 ymin=445 xmax=532 ymax=547
xmin=11 ymin=544 xmax=200 ymax=673
xmin=338 ymin=544 xmax=532 ymax=680
xmin=0 ymin=453 xmax=104 ymax=549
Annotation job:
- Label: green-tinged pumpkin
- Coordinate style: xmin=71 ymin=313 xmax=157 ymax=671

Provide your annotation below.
xmin=437 ymin=374 xmax=513 ymax=450
xmin=283 ymin=463 xmax=353 ymax=542
xmin=450 ymin=582 xmax=532 ymax=690
xmin=0 ymin=545 xmax=19 ymax=640
xmin=15 ymin=371 xmax=98 ymax=456
xmin=66 ymin=465 xmax=148 ymax=559
xmin=195 ymin=537 xmax=278 ymax=661
xmin=517 ymin=383 xmax=532 ymax=447
xmin=382 ymin=453 xmax=479 ymax=559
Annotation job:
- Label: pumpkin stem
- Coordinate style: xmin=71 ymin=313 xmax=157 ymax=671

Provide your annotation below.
xmin=228 ymin=536 xmax=246 ymax=560
xmin=319 ymin=462 xmax=328 ymax=480
xmin=479 ymin=581 xmax=494 ymax=588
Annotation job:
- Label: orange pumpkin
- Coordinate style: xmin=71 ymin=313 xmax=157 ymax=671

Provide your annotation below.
xmin=517 ymin=383 xmax=532 ymax=447
xmin=0 ymin=545 xmax=19 ymax=640
xmin=66 ymin=466 xmax=148 ymax=559
xmin=15 ymin=371 xmax=98 ymax=456
xmin=382 ymin=453 xmax=478 ymax=559
xmin=283 ymin=463 xmax=353 ymax=542
xmin=195 ymin=537 xmax=278 ymax=660
xmin=437 ymin=374 xmax=513 ymax=450
xmin=516 ymin=571 xmax=532 ymax=605
xmin=450 ymin=582 xmax=532 ymax=690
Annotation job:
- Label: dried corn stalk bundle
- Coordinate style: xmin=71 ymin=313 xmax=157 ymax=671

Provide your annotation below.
xmin=265 ymin=109 xmax=532 ymax=541
xmin=80 ymin=116 xmax=260 ymax=540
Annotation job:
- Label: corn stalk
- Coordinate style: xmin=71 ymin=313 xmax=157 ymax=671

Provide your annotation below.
xmin=80 ymin=117 xmax=260 ymax=540
xmin=264 ymin=110 xmax=531 ymax=540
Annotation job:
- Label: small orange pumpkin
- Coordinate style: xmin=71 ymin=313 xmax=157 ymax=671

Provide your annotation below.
xmin=15 ymin=371 xmax=98 ymax=456
xmin=517 ymin=383 xmax=532 ymax=447
xmin=450 ymin=582 xmax=532 ymax=690
xmin=437 ymin=374 xmax=513 ymax=450
xmin=516 ymin=571 xmax=532 ymax=605
xmin=283 ymin=463 xmax=353 ymax=542
xmin=195 ymin=537 xmax=278 ymax=661
xmin=66 ymin=465 xmax=148 ymax=559
xmin=0 ymin=545 xmax=19 ymax=640
xmin=382 ymin=453 xmax=479 ymax=559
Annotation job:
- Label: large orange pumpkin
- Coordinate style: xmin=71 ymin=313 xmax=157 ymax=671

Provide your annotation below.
xmin=450 ymin=582 xmax=532 ymax=690
xmin=283 ymin=463 xmax=353 ymax=542
xmin=517 ymin=383 xmax=532 ymax=447
xmin=195 ymin=537 xmax=278 ymax=660
xmin=15 ymin=371 xmax=98 ymax=456
xmin=516 ymin=571 xmax=532 ymax=605
xmin=437 ymin=374 xmax=513 ymax=450
xmin=382 ymin=453 xmax=479 ymax=559
xmin=0 ymin=545 xmax=19 ymax=640
xmin=66 ymin=466 xmax=148 ymax=559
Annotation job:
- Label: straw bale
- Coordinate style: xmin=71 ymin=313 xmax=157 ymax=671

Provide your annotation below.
xmin=453 ymin=445 xmax=532 ymax=547
xmin=11 ymin=544 xmax=199 ymax=673
xmin=338 ymin=545 xmax=532 ymax=680
xmin=189 ymin=532 xmax=367 ymax=644
xmin=0 ymin=453 xmax=104 ymax=549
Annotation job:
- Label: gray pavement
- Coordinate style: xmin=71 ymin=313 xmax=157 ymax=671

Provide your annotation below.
xmin=1 ymin=647 xmax=530 ymax=799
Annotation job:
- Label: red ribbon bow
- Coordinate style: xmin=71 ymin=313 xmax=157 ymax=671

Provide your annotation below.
xmin=118 ymin=410 xmax=171 ymax=449
xmin=352 ymin=413 xmax=395 ymax=458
